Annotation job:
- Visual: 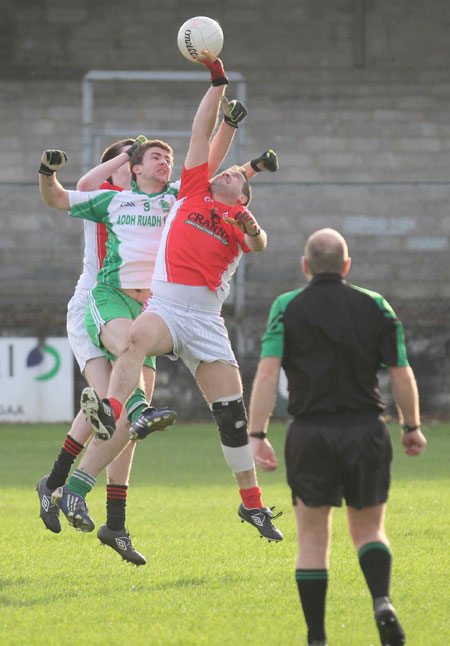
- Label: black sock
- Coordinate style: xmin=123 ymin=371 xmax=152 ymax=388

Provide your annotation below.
xmin=106 ymin=484 xmax=128 ymax=531
xmin=295 ymin=569 xmax=328 ymax=643
xmin=46 ymin=434 xmax=84 ymax=490
xmin=358 ymin=542 xmax=392 ymax=602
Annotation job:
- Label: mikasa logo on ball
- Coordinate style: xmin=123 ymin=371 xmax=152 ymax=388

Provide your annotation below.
xmin=184 ymin=29 xmax=199 ymax=59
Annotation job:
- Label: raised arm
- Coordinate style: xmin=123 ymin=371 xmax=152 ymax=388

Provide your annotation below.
xmin=185 ymin=53 xmax=228 ymax=171
xmin=207 ymin=97 xmax=249 ymax=176
xmin=77 ymin=135 xmax=147 ymax=190
xmin=208 ymin=121 xmax=235 ymax=178
xmin=388 ymin=365 xmax=427 ymax=456
xmin=77 ymin=151 xmax=129 ymax=190
xmin=39 ymin=150 xmax=70 ymax=210
xmin=243 ymin=150 xmax=279 ymax=179
xmin=209 ymin=98 xmax=279 ymax=180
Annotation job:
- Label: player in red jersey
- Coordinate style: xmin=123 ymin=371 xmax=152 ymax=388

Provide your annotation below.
xmin=82 ymin=53 xmax=283 ymax=543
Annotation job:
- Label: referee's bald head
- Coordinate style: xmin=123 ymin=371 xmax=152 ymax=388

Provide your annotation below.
xmin=304 ymin=228 xmax=349 ymax=276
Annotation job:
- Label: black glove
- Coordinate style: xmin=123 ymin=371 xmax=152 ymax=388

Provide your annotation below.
xmin=250 ymin=150 xmax=279 ymax=173
xmin=39 ymin=150 xmax=68 ymax=176
xmin=221 ymin=97 xmax=248 ymax=128
xmin=125 ymin=135 xmax=148 ymax=158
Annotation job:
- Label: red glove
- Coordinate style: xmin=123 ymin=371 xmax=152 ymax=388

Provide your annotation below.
xmin=225 ymin=208 xmax=261 ymax=237
xmin=200 ymin=55 xmax=228 ymax=86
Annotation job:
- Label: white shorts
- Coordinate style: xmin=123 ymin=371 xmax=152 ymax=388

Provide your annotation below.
xmin=67 ymin=291 xmax=104 ymax=373
xmin=144 ymin=293 xmax=238 ymax=376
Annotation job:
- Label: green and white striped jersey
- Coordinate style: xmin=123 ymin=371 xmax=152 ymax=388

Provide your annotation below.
xmin=68 ymin=181 xmax=180 ymax=289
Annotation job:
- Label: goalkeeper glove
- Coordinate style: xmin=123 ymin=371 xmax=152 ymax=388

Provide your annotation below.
xmin=250 ymin=150 xmax=279 ymax=173
xmin=221 ymin=97 xmax=248 ymax=128
xmin=126 ymin=135 xmax=148 ymax=158
xmin=200 ymin=53 xmax=228 ymax=86
xmin=39 ymin=150 xmax=68 ymax=176
xmin=225 ymin=207 xmax=261 ymax=237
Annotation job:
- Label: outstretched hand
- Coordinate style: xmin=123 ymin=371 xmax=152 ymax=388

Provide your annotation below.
xmin=199 ymin=50 xmax=228 ymax=86
xmin=39 ymin=150 xmax=68 ymax=176
xmin=250 ymin=436 xmax=278 ymax=472
xmin=224 ymin=208 xmax=261 ymax=237
xmin=221 ymin=96 xmax=248 ymax=128
xmin=126 ymin=134 xmax=148 ymax=158
xmin=250 ymin=150 xmax=279 ymax=173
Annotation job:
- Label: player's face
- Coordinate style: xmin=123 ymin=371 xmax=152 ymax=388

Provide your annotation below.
xmin=210 ymin=169 xmax=246 ymax=204
xmin=136 ymin=147 xmax=173 ymax=185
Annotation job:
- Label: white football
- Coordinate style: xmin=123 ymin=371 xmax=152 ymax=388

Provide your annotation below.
xmin=177 ymin=16 xmax=224 ymax=63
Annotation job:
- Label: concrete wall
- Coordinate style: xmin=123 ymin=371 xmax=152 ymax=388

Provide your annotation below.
xmin=4 ymin=0 xmax=450 ymax=78
xmin=1 ymin=0 xmax=449 ymax=416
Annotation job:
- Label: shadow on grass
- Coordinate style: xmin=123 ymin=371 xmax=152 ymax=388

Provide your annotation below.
xmin=1 ymin=423 xmax=449 ymax=490
xmin=0 ymin=573 xmax=244 ymax=608
xmin=0 ymin=578 xmax=39 ymax=608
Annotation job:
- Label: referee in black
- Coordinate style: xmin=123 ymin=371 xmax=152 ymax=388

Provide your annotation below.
xmin=247 ymin=228 xmax=427 ymax=646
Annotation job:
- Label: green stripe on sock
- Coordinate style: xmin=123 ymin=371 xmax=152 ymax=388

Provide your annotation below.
xmin=295 ymin=570 xmax=329 ymax=581
xmin=358 ymin=541 xmax=392 ymax=560
xmin=125 ymin=387 xmax=148 ymax=423
xmin=67 ymin=469 xmax=96 ymax=497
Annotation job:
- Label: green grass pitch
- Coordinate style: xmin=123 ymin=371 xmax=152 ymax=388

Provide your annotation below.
xmin=0 ymin=421 xmax=448 ymax=645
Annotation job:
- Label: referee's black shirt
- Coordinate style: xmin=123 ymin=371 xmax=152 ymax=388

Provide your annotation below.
xmin=262 ymin=273 xmax=409 ymax=420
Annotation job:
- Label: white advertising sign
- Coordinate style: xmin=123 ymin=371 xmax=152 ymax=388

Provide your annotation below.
xmin=0 ymin=337 xmax=74 ymax=422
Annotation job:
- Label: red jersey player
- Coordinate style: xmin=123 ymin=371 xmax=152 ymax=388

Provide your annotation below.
xmin=80 ymin=53 xmax=283 ymax=544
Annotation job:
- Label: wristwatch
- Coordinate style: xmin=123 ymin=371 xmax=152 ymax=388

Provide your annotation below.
xmin=402 ymin=424 xmax=419 ymax=433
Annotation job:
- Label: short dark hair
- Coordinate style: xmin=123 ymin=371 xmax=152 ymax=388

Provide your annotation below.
xmin=229 ymin=165 xmax=252 ymax=206
xmin=129 ymin=140 xmax=174 ymax=182
xmin=100 ymin=138 xmax=134 ymax=183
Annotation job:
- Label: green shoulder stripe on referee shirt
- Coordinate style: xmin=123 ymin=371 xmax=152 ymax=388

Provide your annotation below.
xmin=260 ymin=287 xmax=305 ymax=359
xmin=351 ymin=285 xmax=409 ymax=366
xmin=70 ymin=191 xmax=117 ymax=223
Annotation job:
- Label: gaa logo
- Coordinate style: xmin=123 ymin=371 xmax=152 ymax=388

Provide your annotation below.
xmin=26 ymin=344 xmax=61 ymax=381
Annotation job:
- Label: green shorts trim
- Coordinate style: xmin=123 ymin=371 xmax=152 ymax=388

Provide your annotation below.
xmin=86 ymin=283 xmax=156 ymax=370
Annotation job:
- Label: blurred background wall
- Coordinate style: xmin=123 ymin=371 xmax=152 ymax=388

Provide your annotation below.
xmin=1 ymin=0 xmax=449 ymax=418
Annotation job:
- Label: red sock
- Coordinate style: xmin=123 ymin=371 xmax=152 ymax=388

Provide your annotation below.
xmin=109 ymin=398 xmax=123 ymax=421
xmin=239 ymin=486 xmax=263 ymax=509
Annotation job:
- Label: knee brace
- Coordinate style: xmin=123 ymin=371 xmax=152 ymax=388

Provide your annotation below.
xmin=211 ymin=397 xmax=248 ymax=448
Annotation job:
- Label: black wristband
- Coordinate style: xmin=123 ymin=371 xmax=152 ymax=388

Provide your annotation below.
xmin=39 ymin=163 xmax=54 ymax=176
xmin=223 ymin=115 xmax=239 ymax=128
xmin=249 ymin=432 xmax=266 ymax=439
xmin=211 ymin=76 xmax=228 ymax=87
xmin=250 ymin=159 xmax=262 ymax=173
xmin=402 ymin=424 xmax=419 ymax=433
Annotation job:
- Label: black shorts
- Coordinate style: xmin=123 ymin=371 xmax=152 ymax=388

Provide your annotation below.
xmin=284 ymin=412 xmax=392 ymax=509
